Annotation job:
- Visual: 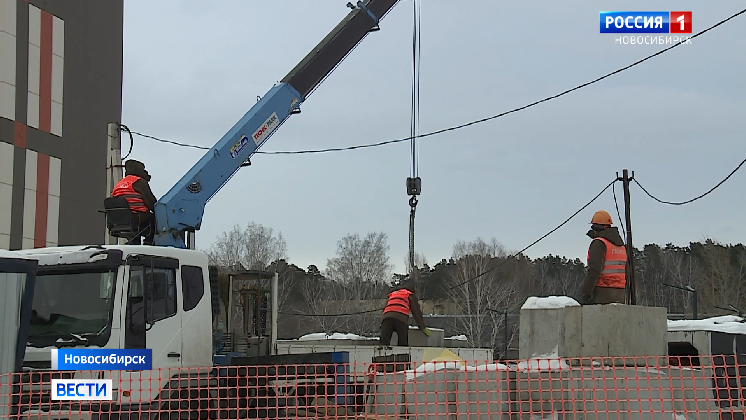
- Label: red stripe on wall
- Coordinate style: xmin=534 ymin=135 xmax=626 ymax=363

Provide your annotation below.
xmin=38 ymin=10 xmax=53 ymax=133
xmin=14 ymin=121 xmax=26 ymax=148
xmin=34 ymin=153 xmax=50 ymax=248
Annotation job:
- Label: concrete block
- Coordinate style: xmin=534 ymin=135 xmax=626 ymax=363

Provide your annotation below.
xmin=580 ymin=305 xmax=667 ymax=361
xmin=445 ymin=338 xmax=470 ymax=348
xmin=455 ymin=370 xmax=508 ymax=420
xmin=520 ymin=304 xmax=581 ymax=359
xmin=519 ymin=302 xmax=668 ymax=362
xmin=404 ymin=370 xmax=459 ymax=420
xmin=666 ymin=330 xmax=714 ymax=368
xmin=367 ymin=372 xmax=407 ymax=416
xmin=407 ymin=326 xmax=445 ymax=347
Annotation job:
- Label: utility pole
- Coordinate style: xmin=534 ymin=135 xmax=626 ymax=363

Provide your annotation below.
xmin=618 ymin=169 xmax=637 ymax=305
xmin=105 ymin=123 xmax=123 ymax=245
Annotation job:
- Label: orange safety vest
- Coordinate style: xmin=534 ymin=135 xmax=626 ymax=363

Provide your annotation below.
xmin=112 ymin=175 xmax=149 ymax=213
xmin=383 ymin=289 xmax=412 ymax=316
xmin=587 ymin=237 xmax=627 ymax=289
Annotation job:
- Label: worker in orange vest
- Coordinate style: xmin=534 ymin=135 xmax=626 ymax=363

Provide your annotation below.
xmin=380 ymin=279 xmax=430 ymax=346
xmin=580 ymin=210 xmax=629 ymax=305
xmin=111 ymin=160 xmax=158 ymax=245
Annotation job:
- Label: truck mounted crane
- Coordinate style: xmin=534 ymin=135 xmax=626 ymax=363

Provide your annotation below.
xmin=8 ymin=1 xmax=402 ymax=418
xmin=153 ymin=0 xmax=399 ymax=249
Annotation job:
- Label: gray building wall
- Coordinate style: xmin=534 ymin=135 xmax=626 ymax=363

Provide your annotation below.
xmin=0 ymin=0 xmax=123 ymax=250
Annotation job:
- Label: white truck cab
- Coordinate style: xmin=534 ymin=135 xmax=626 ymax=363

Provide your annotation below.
xmin=11 ymin=244 xmax=217 ymax=417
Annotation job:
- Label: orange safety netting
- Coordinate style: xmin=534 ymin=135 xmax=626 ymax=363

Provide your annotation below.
xmin=1 ymin=355 xmax=744 ymax=419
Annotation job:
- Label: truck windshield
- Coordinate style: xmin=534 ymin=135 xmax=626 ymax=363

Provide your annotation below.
xmin=27 ymin=269 xmax=117 ymax=347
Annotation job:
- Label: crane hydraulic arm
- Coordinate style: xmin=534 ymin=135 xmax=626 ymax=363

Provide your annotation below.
xmin=152 ymin=0 xmax=400 ymax=248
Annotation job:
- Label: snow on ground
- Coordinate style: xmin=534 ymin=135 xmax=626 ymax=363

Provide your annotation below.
xmin=461 ymin=363 xmax=509 ymax=372
xmin=517 ymin=346 xmax=570 ymax=371
xmin=668 ymin=315 xmax=746 ymax=334
xmin=297 ymin=332 xmax=376 ymax=341
xmin=403 ymin=361 xmax=508 ymax=380
xmin=521 ymin=296 xmax=580 ymax=310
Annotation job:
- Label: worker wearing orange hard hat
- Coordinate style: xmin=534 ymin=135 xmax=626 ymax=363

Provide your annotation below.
xmin=580 ymin=210 xmax=629 ymax=305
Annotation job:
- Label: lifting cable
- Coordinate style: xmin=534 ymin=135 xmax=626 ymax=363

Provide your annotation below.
xmin=406 ymin=0 xmax=422 ymax=277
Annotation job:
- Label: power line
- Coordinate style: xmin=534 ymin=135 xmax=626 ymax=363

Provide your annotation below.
xmin=634 ymin=156 xmax=746 ymax=206
xmin=130 ymin=130 xmax=210 ymax=150
xmin=118 ymin=124 xmax=135 ymax=160
xmin=284 ymin=178 xmax=618 ymax=317
xmin=446 ymin=178 xmax=617 ymax=290
xmin=280 ymin=308 xmax=383 ymax=317
xmin=124 ymin=6 xmax=746 ymax=156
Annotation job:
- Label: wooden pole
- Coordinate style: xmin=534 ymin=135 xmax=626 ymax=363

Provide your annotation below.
xmin=621 ymin=169 xmax=637 ymax=305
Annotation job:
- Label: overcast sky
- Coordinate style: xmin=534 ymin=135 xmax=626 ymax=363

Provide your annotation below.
xmin=121 ymin=1 xmax=746 ymax=274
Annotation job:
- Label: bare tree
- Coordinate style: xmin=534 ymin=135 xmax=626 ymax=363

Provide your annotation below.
xmin=444 ymin=237 xmax=520 ymax=351
xmin=698 ymin=239 xmax=746 ymax=313
xmin=298 ymin=274 xmax=346 ymax=334
xmin=207 ymin=222 xmax=291 ymax=333
xmin=207 ymin=222 xmax=288 ymax=270
xmin=205 ymin=225 xmax=245 ymax=268
xmin=338 ymin=280 xmax=388 ymax=334
xmin=404 ymin=252 xmax=428 ymax=273
xmin=326 ymin=232 xmax=393 ymax=284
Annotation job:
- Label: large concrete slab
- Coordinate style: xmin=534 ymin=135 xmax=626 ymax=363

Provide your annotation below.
xmin=519 ymin=300 xmax=668 ymax=365
xmin=519 ymin=304 xmax=582 ymax=359
xmin=366 ymin=365 xmax=726 ymax=420
xmin=581 ymin=304 xmax=668 ymax=361
xmin=275 ymin=343 xmax=493 ymax=376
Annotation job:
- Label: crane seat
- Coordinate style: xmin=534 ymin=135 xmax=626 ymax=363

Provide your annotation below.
xmin=103 ymin=196 xmax=138 ymax=241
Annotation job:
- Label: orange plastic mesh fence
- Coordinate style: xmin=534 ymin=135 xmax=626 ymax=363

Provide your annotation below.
xmin=0 ymin=355 xmax=744 ymax=419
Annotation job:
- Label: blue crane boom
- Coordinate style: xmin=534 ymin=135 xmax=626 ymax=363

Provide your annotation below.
xmin=152 ymin=1 xmax=400 ymax=248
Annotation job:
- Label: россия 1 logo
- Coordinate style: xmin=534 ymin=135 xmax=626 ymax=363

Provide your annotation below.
xmin=600 ymin=12 xmax=692 ymax=33
xmin=600 ymin=11 xmax=692 ymax=45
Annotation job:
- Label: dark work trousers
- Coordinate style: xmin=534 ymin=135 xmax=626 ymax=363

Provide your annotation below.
xmin=380 ymin=318 xmax=409 ymax=346
xmin=131 ymin=211 xmax=155 ymax=245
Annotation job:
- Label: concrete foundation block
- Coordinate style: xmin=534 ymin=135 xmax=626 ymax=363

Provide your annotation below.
xmin=519 ymin=304 xmax=581 ymax=359
xmin=580 ymin=305 xmax=667 ymax=360
xmin=404 ymin=327 xmax=446 ymax=347
xmin=367 ymin=364 xmax=728 ymax=420
xmin=403 ymin=370 xmax=459 ymax=420
xmin=455 ymin=370 xmax=509 ymax=420
xmin=367 ymin=372 xmax=407 ymax=416
xmin=519 ymin=301 xmax=668 ymax=362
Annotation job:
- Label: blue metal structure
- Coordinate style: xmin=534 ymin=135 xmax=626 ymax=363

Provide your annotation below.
xmin=153 ymin=0 xmax=400 ymax=248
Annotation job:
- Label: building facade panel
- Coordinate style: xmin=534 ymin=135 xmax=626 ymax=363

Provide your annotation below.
xmin=0 ymin=0 xmax=123 ymax=250
xmin=0 ymin=0 xmax=17 ymax=121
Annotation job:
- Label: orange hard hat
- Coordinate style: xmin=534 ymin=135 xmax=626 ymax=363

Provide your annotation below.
xmin=590 ymin=210 xmax=613 ymax=225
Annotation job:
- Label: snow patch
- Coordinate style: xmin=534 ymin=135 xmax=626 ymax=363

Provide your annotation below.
xmin=446 ymin=335 xmax=468 ymax=341
xmin=403 ymin=361 xmax=508 ymax=380
xmin=405 ymin=361 xmax=462 ymax=380
xmin=517 ymin=346 xmax=570 ymax=371
xmin=668 ymin=315 xmax=746 ymax=335
xmin=521 ymin=296 xmax=580 ymax=310
xmin=297 ymin=332 xmax=376 ymax=341
xmin=460 ymin=363 xmax=508 ymax=372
